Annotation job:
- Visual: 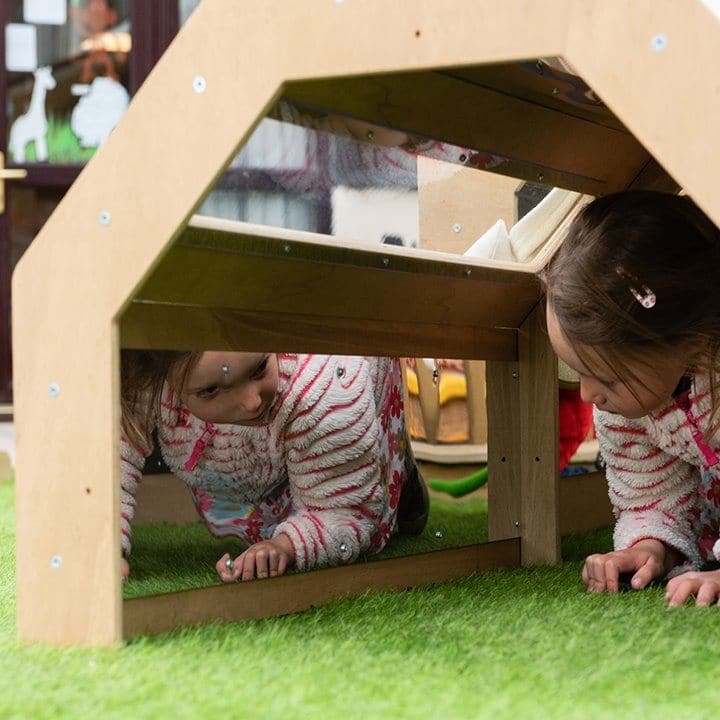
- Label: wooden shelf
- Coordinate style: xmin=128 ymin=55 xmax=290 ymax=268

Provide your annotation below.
xmin=282 ymin=63 xmax=664 ymax=196
xmin=121 ymin=215 xmax=542 ymax=360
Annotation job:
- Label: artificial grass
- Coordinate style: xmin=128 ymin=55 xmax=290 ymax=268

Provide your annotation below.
xmin=125 ymin=494 xmax=488 ymax=598
xmin=2 ymin=481 xmax=720 ymax=720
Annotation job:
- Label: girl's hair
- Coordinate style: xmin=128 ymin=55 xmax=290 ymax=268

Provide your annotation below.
xmin=120 ymin=350 xmax=200 ymax=447
xmin=541 ymin=190 xmax=720 ymax=420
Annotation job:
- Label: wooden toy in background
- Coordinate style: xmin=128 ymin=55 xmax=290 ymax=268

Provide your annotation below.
xmin=11 ymin=0 xmax=718 ymax=646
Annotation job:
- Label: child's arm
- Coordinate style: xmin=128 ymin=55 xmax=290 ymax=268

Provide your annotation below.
xmin=588 ymin=408 xmax=700 ymax=592
xmin=273 ymin=356 xmax=386 ymax=571
xmin=119 ymin=427 xmax=153 ymax=566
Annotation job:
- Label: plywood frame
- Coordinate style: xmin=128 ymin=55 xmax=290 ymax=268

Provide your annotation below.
xmin=12 ymin=0 xmax=720 ymax=646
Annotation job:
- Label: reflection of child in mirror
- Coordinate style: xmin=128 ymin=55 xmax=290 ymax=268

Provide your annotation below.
xmin=120 ymin=351 xmax=428 ymax=582
xmin=542 ymin=191 xmax=720 ymax=607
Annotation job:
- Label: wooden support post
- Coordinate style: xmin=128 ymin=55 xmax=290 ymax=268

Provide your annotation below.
xmin=486 ymin=359 xmax=521 ymax=541
xmin=518 ymin=301 xmax=560 ymax=564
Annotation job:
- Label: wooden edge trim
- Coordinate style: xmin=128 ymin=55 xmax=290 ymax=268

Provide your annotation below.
xmin=123 ymin=539 xmax=520 ymax=639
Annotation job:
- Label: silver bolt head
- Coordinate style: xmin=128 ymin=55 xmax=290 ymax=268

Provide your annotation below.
xmin=382 ymin=257 xmax=389 ymax=266
xmin=99 ymin=211 xmax=111 ymax=226
xmin=652 ymin=33 xmax=667 ymax=52
xmin=193 ymin=75 xmax=207 ymax=93
xmin=48 ymin=383 xmax=60 ymax=398
xmin=514 ymin=520 xmax=520 ymax=528
xmin=50 ymin=555 xmax=62 ymax=569
xmin=452 ymin=223 xmax=462 ymax=233
xmin=511 ymin=371 xmax=519 ymax=379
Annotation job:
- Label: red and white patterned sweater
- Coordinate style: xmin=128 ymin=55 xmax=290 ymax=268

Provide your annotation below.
xmin=120 ymin=354 xmax=407 ymax=570
xmin=596 ymin=371 xmax=720 ymax=568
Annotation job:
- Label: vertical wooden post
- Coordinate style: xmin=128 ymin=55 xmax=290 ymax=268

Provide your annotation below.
xmin=486 ymin=359 xmax=521 ymax=541
xmin=518 ymin=301 xmax=559 ymax=564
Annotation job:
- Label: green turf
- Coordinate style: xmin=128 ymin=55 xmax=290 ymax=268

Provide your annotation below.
xmin=124 ymin=495 xmax=488 ymax=598
xmin=2 ymin=481 xmax=720 ymax=720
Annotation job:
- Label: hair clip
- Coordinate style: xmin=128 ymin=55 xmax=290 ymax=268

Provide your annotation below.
xmin=616 ymin=266 xmax=656 ymax=309
xmin=629 ymin=284 xmax=656 ymax=309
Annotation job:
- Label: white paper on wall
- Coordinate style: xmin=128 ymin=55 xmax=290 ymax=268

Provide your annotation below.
xmin=5 ymin=23 xmax=38 ymax=72
xmin=23 ymin=0 xmax=67 ymax=25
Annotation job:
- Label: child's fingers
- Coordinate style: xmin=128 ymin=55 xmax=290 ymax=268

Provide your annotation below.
xmin=695 ymin=582 xmax=720 ymax=606
xmin=254 ymin=548 xmax=270 ymax=579
xmin=666 ymin=578 xmax=696 ymax=606
xmin=242 ymin=550 xmax=258 ymax=581
xmin=216 ymin=552 xmax=241 ymax=583
xmin=583 ymin=554 xmax=610 ymax=593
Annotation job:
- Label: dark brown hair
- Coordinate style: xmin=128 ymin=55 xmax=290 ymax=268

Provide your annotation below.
xmin=120 ymin=350 xmax=200 ymax=446
xmin=541 ymin=191 xmax=720 ymax=420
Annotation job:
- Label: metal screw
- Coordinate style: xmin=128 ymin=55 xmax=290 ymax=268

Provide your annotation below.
xmin=366 ymin=130 xmax=374 ymax=141
xmin=48 ymin=383 xmax=60 ymax=398
xmin=382 ymin=257 xmax=389 ymax=266
xmin=99 ymin=211 xmax=111 ymax=226
xmin=50 ymin=555 xmax=62 ymax=569
xmin=537 ymin=173 xmax=545 ymax=182
xmin=512 ymin=371 xmax=518 ymax=379
xmin=652 ymin=33 xmax=667 ymax=52
xmin=193 ymin=75 xmax=207 ymax=93
xmin=551 ymin=87 xmax=560 ymax=95
xmin=514 ymin=520 xmax=520 ymax=528
xmin=452 ymin=223 xmax=462 ymax=233
xmin=464 ymin=268 xmax=472 ymax=277
xmin=283 ymin=244 xmax=291 ymax=253
xmin=459 ymin=153 xmax=467 ymax=163
xmin=337 ymin=367 xmax=345 ymax=378
xmin=435 ymin=530 xmax=443 ymax=539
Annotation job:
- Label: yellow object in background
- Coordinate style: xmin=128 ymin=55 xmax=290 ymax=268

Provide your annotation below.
xmin=405 ymin=369 xmax=468 ymax=406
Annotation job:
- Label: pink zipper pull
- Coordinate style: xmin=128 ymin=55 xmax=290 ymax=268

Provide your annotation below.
xmin=184 ymin=423 xmax=217 ymax=471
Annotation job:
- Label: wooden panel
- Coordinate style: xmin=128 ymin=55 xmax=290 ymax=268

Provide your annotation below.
xmin=559 ymin=471 xmax=613 ymax=535
xmin=446 ymin=62 xmax=628 ymax=131
xmin=130 ymin=218 xmax=542 ymax=333
xmin=283 ymin=70 xmax=651 ymax=195
xmin=121 ymin=303 xmax=518 ymax=361
xmin=418 ymin=157 xmax=520 ymax=254
xmin=486 ymin=360 xmax=521 ymax=541
xmin=565 ymin=0 xmax=720 ymax=226
xmin=518 ymin=302 xmax=560 ymax=564
xmin=123 ymin=539 xmax=520 ymax=639
xmin=626 ymin=158 xmax=681 ymax=193
xmin=134 ymin=474 xmax=198 ymax=526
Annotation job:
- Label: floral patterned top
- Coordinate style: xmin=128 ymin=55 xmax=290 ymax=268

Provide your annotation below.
xmin=120 ymin=354 xmax=408 ymax=570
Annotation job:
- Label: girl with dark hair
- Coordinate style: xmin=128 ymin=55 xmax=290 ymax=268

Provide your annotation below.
xmin=542 ymin=191 xmax=720 ymax=606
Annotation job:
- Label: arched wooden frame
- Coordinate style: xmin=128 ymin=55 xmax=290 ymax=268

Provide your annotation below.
xmin=12 ymin=0 xmax=719 ymax=646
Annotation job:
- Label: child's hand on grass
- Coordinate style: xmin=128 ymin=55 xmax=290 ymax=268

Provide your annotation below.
xmin=665 ymin=568 xmax=720 ymax=607
xmin=582 ymin=539 xmax=678 ymax=593
xmin=216 ymin=533 xmax=295 ymax=582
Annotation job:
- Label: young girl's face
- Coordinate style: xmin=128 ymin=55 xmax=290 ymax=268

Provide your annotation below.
xmin=546 ymin=304 xmax=686 ymax=418
xmin=175 ymin=352 xmax=279 ymax=425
